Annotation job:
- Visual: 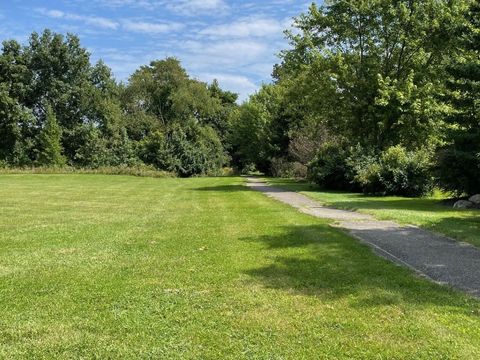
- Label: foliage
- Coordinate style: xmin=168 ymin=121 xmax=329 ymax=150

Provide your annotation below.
xmin=140 ymin=122 xmax=226 ymax=177
xmin=228 ymin=101 xmax=272 ymax=173
xmin=437 ymin=131 xmax=480 ymax=196
xmin=308 ymin=142 xmax=355 ymax=190
xmin=270 ymin=158 xmax=308 ymax=179
xmin=436 ymin=1 xmax=480 ymax=195
xmin=231 ymin=0 xmax=477 ymax=198
xmin=309 ymin=144 xmax=434 ymax=196
xmin=0 ymin=31 xmax=237 ymax=176
xmin=37 ymin=104 xmax=66 ymax=167
xmin=354 ymin=146 xmax=434 ymax=197
xmin=276 ymin=0 xmax=469 ymax=150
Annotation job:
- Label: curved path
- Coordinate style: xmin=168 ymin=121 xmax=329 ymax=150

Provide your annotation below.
xmin=247 ymin=177 xmax=480 ymax=298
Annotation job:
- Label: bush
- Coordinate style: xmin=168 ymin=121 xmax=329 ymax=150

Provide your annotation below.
xmin=308 ymin=143 xmax=434 ymax=197
xmin=71 ymin=125 xmax=109 ymax=168
xmin=354 ymin=146 xmax=434 ymax=197
xmin=436 ymin=131 xmax=480 ymax=196
xmin=271 ymin=158 xmax=308 ymax=179
xmin=308 ymin=142 xmax=354 ymax=190
xmin=140 ymin=121 xmax=226 ymax=177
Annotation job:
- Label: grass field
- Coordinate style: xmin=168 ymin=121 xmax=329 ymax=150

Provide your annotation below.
xmin=1 ymin=175 xmax=480 ymax=359
xmin=268 ymin=178 xmax=480 ymax=247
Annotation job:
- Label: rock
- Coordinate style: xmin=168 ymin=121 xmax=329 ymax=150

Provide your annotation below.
xmin=468 ymin=194 xmax=480 ymax=205
xmin=453 ymin=200 xmax=474 ymax=209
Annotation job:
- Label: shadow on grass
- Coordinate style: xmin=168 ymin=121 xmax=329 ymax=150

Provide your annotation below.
xmin=242 ymin=224 xmax=480 ymax=311
xmin=194 ymin=185 xmax=251 ymax=192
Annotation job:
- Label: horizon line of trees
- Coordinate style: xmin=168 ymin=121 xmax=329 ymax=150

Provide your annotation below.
xmin=0 ymin=29 xmax=237 ymax=177
xmin=1 ymin=0 xmax=479 ymax=197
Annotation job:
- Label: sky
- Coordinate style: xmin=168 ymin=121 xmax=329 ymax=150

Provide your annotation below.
xmin=0 ymin=0 xmax=313 ymax=101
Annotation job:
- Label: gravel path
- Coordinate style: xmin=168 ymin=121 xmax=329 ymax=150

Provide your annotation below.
xmin=247 ymin=177 xmax=480 ymax=297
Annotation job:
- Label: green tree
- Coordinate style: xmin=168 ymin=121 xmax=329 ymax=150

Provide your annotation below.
xmin=276 ymin=0 xmax=470 ymax=150
xmin=229 ymin=100 xmax=272 ymax=172
xmin=140 ymin=122 xmax=226 ymax=176
xmin=437 ymin=0 xmax=480 ymax=195
xmin=37 ymin=104 xmax=66 ymax=167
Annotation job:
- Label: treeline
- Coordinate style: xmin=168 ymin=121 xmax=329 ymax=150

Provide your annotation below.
xmin=0 ymin=0 xmax=479 ymax=197
xmin=230 ymin=0 xmax=479 ymax=196
xmin=0 ymin=30 xmax=237 ymax=176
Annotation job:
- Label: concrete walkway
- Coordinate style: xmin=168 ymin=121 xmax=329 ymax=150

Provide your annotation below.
xmin=246 ymin=177 xmax=480 ymax=297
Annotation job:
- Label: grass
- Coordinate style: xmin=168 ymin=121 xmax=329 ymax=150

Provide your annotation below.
xmin=268 ymin=178 xmax=480 ymax=247
xmin=1 ymin=174 xmax=480 ymax=358
xmin=0 ymin=165 xmax=174 ymax=178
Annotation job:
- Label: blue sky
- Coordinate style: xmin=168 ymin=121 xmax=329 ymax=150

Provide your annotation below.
xmin=1 ymin=0 xmax=313 ymax=101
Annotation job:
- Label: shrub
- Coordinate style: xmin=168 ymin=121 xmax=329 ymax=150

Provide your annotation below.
xmin=271 ymin=158 xmax=307 ymax=179
xmin=354 ymin=146 xmax=434 ymax=196
xmin=436 ymin=131 xmax=480 ymax=196
xmin=140 ymin=121 xmax=226 ymax=177
xmin=36 ymin=105 xmax=66 ymax=167
xmin=240 ymin=163 xmax=258 ymax=175
xmin=308 ymin=142 xmax=354 ymax=190
xmin=72 ymin=125 xmax=109 ymax=168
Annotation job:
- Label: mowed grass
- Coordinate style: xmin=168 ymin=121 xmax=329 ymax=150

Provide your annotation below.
xmin=268 ymin=178 xmax=480 ymax=247
xmin=1 ymin=175 xmax=480 ymax=359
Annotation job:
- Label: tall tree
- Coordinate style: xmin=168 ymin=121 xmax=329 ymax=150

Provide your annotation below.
xmin=437 ymin=0 xmax=480 ymax=195
xmin=276 ymin=0 xmax=470 ymax=150
xmin=37 ymin=104 xmax=66 ymax=167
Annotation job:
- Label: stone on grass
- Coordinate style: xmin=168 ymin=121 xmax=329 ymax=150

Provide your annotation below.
xmin=468 ymin=194 xmax=480 ymax=205
xmin=453 ymin=200 xmax=474 ymax=209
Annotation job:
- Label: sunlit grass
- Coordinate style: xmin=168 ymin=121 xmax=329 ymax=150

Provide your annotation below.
xmin=0 ymin=174 xmax=479 ymax=358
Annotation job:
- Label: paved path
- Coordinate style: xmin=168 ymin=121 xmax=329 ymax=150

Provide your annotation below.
xmin=246 ymin=177 xmax=480 ymax=297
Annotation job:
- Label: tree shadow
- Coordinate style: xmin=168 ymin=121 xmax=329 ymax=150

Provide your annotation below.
xmin=194 ymin=185 xmax=251 ymax=192
xmin=325 ymin=198 xmax=475 ymax=213
xmin=428 ymin=216 xmax=480 ymax=246
xmin=194 ymin=184 xmax=293 ymax=193
xmin=242 ymin=225 xmax=480 ymax=313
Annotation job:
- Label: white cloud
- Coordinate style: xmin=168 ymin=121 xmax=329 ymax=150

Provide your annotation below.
xmin=122 ymin=20 xmax=184 ymax=34
xmin=199 ymin=17 xmax=288 ymax=38
xmin=197 ymin=73 xmax=258 ymax=101
xmin=37 ymin=9 xmax=119 ymax=30
xmin=166 ymin=0 xmax=229 ymax=16
xmin=182 ymin=40 xmax=268 ymax=66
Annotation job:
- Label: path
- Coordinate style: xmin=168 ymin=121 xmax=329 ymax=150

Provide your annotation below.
xmin=246 ymin=177 xmax=480 ymax=297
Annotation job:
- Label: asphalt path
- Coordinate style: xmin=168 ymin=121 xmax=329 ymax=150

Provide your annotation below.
xmin=247 ymin=177 xmax=480 ymax=298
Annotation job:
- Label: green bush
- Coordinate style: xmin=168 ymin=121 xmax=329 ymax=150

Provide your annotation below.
xmin=436 ymin=131 xmax=480 ymax=196
xmin=271 ymin=158 xmax=308 ymax=179
xmin=308 ymin=142 xmax=355 ymax=190
xmin=354 ymin=146 xmax=434 ymax=197
xmin=71 ymin=125 xmax=109 ymax=168
xmin=308 ymin=144 xmax=434 ymax=197
xmin=140 ymin=121 xmax=226 ymax=177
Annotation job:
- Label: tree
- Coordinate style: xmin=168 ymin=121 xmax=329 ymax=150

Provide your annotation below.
xmin=0 ymin=39 xmax=34 ymax=165
xmin=276 ymin=0 xmax=470 ymax=150
xmin=140 ymin=121 xmax=226 ymax=176
xmin=37 ymin=104 xmax=66 ymax=167
xmin=437 ymin=0 xmax=480 ymax=195
xmin=124 ymin=58 xmax=189 ymax=126
xmin=229 ymin=101 xmax=272 ymax=172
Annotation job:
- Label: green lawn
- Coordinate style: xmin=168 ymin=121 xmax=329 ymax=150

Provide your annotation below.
xmin=268 ymin=178 xmax=480 ymax=247
xmin=1 ymin=175 xmax=480 ymax=359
